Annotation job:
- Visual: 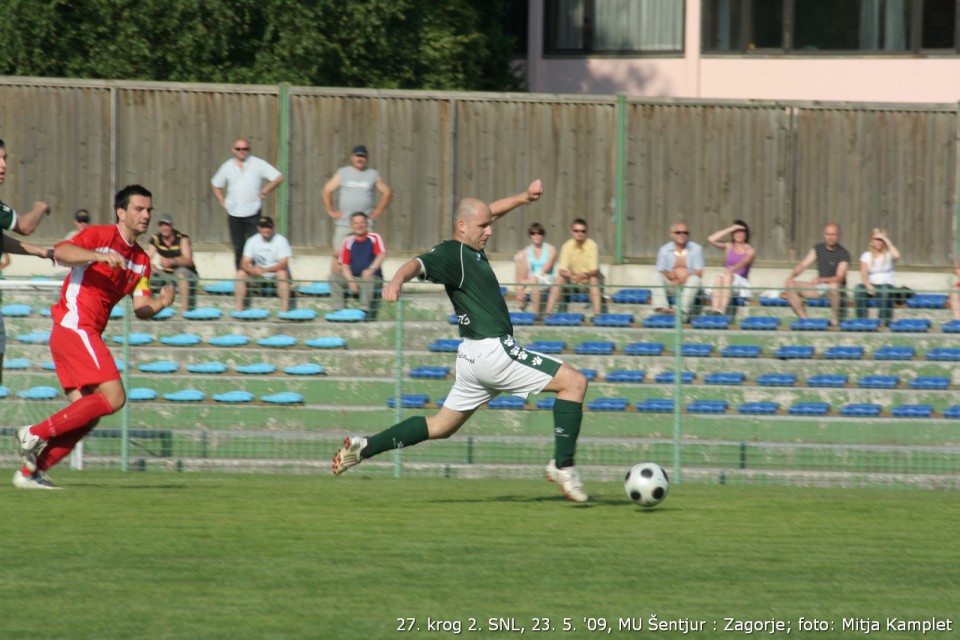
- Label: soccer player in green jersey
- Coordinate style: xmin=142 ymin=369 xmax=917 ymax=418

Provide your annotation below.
xmin=333 ymin=179 xmax=591 ymax=502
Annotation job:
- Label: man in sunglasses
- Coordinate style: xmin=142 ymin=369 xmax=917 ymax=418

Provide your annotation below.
xmin=652 ymin=222 xmax=704 ymax=322
xmin=211 ymin=138 xmax=284 ymax=271
xmin=544 ymin=218 xmax=604 ymax=317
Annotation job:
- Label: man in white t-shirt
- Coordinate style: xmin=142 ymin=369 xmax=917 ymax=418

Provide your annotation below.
xmin=235 ymin=216 xmax=293 ymax=312
xmin=211 ymin=138 xmax=284 ymax=270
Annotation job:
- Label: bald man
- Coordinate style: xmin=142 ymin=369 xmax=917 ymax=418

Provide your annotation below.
xmin=332 ymin=180 xmax=591 ymax=502
xmin=785 ymin=223 xmax=851 ymax=326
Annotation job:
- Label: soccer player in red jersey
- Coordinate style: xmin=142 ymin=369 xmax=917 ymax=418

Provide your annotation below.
xmin=13 ymin=185 xmax=175 ymax=489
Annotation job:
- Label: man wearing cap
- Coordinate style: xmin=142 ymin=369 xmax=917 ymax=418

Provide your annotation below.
xmin=322 ymin=144 xmax=392 ymax=252
xmin=146 ymin=213 xmax=198 ymax=314
xmin=235 ymin=215 xmax=293 ymax=313
xmin=211 ymin=138 xmax=284 ymax=270
xmin=66 ymin=209 xmax=91 ymax=240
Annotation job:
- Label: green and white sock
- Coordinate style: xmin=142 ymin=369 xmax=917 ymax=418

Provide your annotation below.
xmin=362 ymin=416 xmax=429 ymax=459
xmin=552 ymin=399 xmax=583 ymax=468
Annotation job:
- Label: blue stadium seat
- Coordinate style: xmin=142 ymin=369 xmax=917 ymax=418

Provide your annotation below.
xmin=775 ymin=345 xmax=815 ymax=359
xmin=687 ymin=400 xmax=728 ymax=414
xmin=152 ymin=307 xmax=176 ymax=320
xmin=840 ymin=318 xmax=880 ymax=332
xmin=112 ymin=333 xmax=154 ymax=345
xmin=17 ymin=386 xmax=60 ymax=400
xmin=790 ymin=318 xmax=830 ymax=331
xmin=1 ymin=304 xmax=32 ymax=317
xmin=387 ymin=394 xmax=430 ymax=408
xmin=623 ymin=342 xmax=665 ymax=356
xmin=888 ymin=318 xmax=931 ymax=333
xmin=536 ymin=397 xmax=556 ymax=410
xmin=208 ymin=334 xmax=251 ymax=347
xmin=943 ymin=406 xmax=960 ymax=419
xmin=510 ymin=312 xmax=536 ymax=326
xmin=740 ymin=317 xmax=780 ymax=331
xmin=488 ymin=396 xmax=526 ymax=409
xmin=611 ymin=288 xmax=651 ymax=304
xmin=565 ymin=292 xmax=590 ymax=303
xmin=756 ymin=373 xmax=796 ymax=386
xmin=110 ymin=306 xmax=124 ymax=319
xmin=720 ymin=345 xmax=762 ymax=358
xmin=703 ymin=372 xmax=745 ymax=385
xmin=526 ymin=340 xmax=565 ymax=354
xmin=592 ymin=313 xmax=634 ymax=327
xmin=908 ymin=376 xmax=950 ymax=390
xmin=605 ymin=370 xmax=645 ymax=383
xmin=163 ymin=390 xmax=206 ymax=402
xmin=788 ymin=402 xmax=830 ymax=416
xmin=283 ymin=363 xmax=325 ymax=375
xmin=654 ymin=371 xmax=695 ymax=384
xmin=306 ymin=336 xmax=348 ymax=349
xmin=635 ymin=398 xmax=674 ymax=413
xmin=183 ymin=307 xmax=223 ymax=320
xmin=187 ymin=362 xmax=229 ymax=374
xmin=213 ymin=391 xmax=256 ymax=403
xmin=261 ymin=392 xmax=304 ymax=404
xmin=926 ymin=348 xmax=960 ymax=361
xmin=41 ymin=362 xmax=56 ymax=370
xmin=642 ymin=315 xmax=677 ymax=328
xmin=544 ymin=313 xmax=584 ymax=326
xmin=236 ymin=363 xmax=277 ymax=375
xmin=690 ymin=315 xmax=730 ymax=330
xmin=758 ymin=296 xmax=789 ymax=307
xmin=587 ymin=397 xmax=629 ymax=411
xmin=823 ymin=346 xmax=865 ymax=360
xmin=325 ymin=309 xmax=366 ymax=322
xmin=203 ymin=280 xmax=235 ymax=295
xmin=906 ymin=294 xmax=946 ymax=309
xmin=840 ymin=403 xmax=882 ymax=417
xmin=297 ymin=282 xmax=331 ymax=296
xmin=128 ymin=387 xmax=158 ymax=401
xmin=857 ymin=375 xmax=899 ymax=389
xmin=3 ymin=358 xmax=32 ymax=370
xmin=738 ymin=401 xmax=779 ymax=415
xmin=137 ymin=360 xmax=180 ymax=373
xmin=160 ymin=333 xmax=201 ymax=346
xmin=805 ymin=297 xmax=832 ymax=307
xmin=256 ymin=335 xmax=298 ymax=348
xmin=890 ymin=404 xmax=933 ymax=418
xmin=942 ymin=320 xmax=960 ymax=333
xmin=277 ymin=309 xmax=318 ymax=321
xmin=447 ymin=314 xmax=459 ymax=325
xmin=807 ymin=374 xmax=848 ymax=388
xmin=574 ymin=341 xmax=615 ymax=355
xmin=873 ymin=345 xmax=914 ymax=360
xmin=410 ymin=366 xmax=450 ymax=379
xmin=580 ymin=369 xmax=598 ymax=382
xmin=680 ymin=344 xmax=714 ymax=357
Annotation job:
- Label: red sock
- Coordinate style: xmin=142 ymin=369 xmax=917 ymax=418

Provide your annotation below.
xmin=30 ymin=393 xmax=114 ymax=440
xmin=37 ymin=423 xmax=97 ymax=472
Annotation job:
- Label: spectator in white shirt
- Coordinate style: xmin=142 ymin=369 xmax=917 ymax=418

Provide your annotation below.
xmin=854 ymin=228 xmax=900 ymax=326
xmin=211 ymin=138 xmax=284 ymax=270
xmin=235 ymin=216 xmax=293 ymax=313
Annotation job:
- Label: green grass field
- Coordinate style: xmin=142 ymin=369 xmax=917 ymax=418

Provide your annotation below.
xmin=2 ymin=471 xmax=957 ymax=639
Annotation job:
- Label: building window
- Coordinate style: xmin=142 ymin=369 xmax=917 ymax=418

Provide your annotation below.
xmin=703 ymin=0 xmax=958 ymax=53
xmin=545 ymin=0 xmax=685 ymax=54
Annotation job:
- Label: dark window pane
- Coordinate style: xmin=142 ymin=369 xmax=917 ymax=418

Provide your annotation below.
xmin=922 ymin=0 xmax=957 ymax=48
xmin=703 ymin=0 xmax=745 ymax=51
xmin=504 ymin=1 xmax=529 ymax=55
xmin=753 ymin=0 xmax=784 ymax=48
xmin=545 ymin=0 xmax=587 ymax=51
xmin=794 ymin=0 xmax=909 ymax=51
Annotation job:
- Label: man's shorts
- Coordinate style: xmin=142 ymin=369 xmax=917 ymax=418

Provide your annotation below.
xmin=442 ymin=336 xmax=563 ymax=412
xmin=49 ymin=324 xmax=121 ymax=390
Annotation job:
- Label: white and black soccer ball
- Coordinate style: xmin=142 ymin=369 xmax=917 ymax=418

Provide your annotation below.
xmin=624 ymin=462 xmax=670 ymax=507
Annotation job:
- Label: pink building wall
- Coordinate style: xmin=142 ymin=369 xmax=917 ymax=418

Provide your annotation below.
xmin=525 ymin=0 xmax=960 ymax=104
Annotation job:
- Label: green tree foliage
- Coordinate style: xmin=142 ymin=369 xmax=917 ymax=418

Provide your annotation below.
xmin=0 ymin=0 xmax=522 ymax=91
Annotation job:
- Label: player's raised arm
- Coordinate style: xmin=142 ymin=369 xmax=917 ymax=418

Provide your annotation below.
xmin=382 ymin=258 xmax=424 ymax=302
xmin=3 ymin=235 xmax=53 ymax=261
xmin=489 ymin=179 xmax=543 ymax=220
xmin=54 ymin=242 xmax=127 ymax=269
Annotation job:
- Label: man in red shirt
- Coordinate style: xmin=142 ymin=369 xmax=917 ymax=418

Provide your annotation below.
xmin=329 ymin=212 xmax=386 ymax=319
xmin=14 ymin=185 xmax=175 ymax=489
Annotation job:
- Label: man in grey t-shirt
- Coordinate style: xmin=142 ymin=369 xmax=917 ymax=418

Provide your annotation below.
xmin=321 ymin=144 xmax=393 ymax=252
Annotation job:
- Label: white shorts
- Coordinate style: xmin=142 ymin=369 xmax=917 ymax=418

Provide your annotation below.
xmin=442 ymin=336 xmax=563 ymax=412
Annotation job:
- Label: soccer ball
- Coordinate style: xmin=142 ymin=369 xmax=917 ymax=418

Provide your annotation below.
xmin=624 ymin=462 xmax=670 ymax=507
